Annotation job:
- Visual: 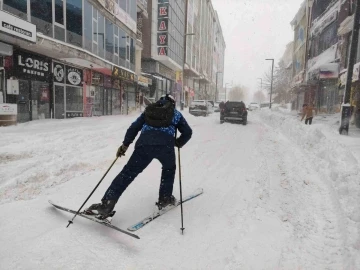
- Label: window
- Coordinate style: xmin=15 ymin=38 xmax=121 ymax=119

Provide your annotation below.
xmin=119 ymin=0 xmax=126 ymax=10
xmin=114 ymin=26 xmax=119 ymax=65
xmin=66 ymin=86 xmax=83 ymax=112
xmin=31 ymin=0 xmax=53 ymax=37
xmin=119 ymin=28 xmax=127 ymax=65
xmin=98 ymin=13 xmax=105 ymax=58
xmin=84 ymin=0 xmax=92 ymax=52
xmin=55 ymin=0 xmax=64 ymax=25
xmin=66 ymin=0 xmax=83 ymax=47
xmin=130 ymin=38 xmax=135 ymax=64
xmin=3 ymin=0 xmax=28 ymax=20
xmin=130 ymin=0 xmax=136 ymax=21
xmin=105 ymin=19 xmax=114 ymax=62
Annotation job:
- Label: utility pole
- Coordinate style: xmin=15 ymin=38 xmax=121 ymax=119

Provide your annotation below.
xmin=266 ymin=59 xmax=274 ymax=109
xmin=339 ymin=0 xmax=360 ymax=135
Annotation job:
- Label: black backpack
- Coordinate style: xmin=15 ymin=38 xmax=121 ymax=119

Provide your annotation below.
xmin=144 ymin=100 xmax=175 ymax=127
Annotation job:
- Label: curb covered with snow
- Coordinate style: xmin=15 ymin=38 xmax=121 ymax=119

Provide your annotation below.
xmin=258 ymin=109 xmax=360 ymax=266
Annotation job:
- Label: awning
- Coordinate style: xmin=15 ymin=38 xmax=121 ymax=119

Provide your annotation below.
xmin=338 ymin=15 xmax=354 ymax=36
xmin=319 ymin=63 xmax=339 ymax=79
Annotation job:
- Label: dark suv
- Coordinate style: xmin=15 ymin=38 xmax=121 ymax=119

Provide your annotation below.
xmin=220 ymin=101 xmax=248 ymax=125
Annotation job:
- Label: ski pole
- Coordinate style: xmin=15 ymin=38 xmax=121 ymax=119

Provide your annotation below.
xmin=67 ymin=157 xmax=119 ymax=228
xmin=177 ymin=146 xmax=185 ymax=234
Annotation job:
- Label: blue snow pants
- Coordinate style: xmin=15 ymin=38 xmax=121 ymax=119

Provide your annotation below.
xmin=102 ymin=145 xmax=176 ymax=201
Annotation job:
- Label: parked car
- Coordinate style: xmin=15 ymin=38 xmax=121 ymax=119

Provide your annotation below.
xmin=214 ymin=102 xmax=221 ymax=112
xmin=220 ymin=101 xmax=248 ymax=125
xmin=189 ymin=100 xmax=214 ymax=116
xmin=248 ymin=102 xmax=260 ymax=111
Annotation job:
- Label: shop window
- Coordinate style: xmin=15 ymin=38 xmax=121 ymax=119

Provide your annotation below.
xmin=3 ymin=0 xmax=28 ymax=20
xmin=98 ymin=13 xmax=105 ymax=58
xmin=30 ymin=0 xmax=53 ymax=37
xmin=66 ymin=86 xmax=83 ymax=112
xmin=105 ymin=19 xmax=114 ymax=62
xmin=84 ymin=0 xmax=93 ymax=52
xmin=66 ymin=0 xmax=83 ymax=47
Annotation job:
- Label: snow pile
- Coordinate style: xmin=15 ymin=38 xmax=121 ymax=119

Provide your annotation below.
xmin=259 ymin=109 xmax=360 ymax=266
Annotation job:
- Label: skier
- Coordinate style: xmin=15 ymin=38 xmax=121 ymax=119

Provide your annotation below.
xmin=85 ymin=94 xmax=192 ymax=219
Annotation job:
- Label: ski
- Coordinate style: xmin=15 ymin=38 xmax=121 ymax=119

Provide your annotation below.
xmin=127 ymin=188 xmax=203 ymax=232
xmin=49 ymin=200 xmax=140 ymax=240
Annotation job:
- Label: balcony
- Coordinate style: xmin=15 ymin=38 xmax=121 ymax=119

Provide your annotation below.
xmin=137 ymin=0 xmax=148 ymax=18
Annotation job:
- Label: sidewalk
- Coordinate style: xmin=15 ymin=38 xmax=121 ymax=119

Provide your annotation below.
xmin=258 ymin=108 xmax=360 ymax=265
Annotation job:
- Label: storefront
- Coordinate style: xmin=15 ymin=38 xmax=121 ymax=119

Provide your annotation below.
xmin=5 ymin=49 xmax=52 ymax=123
xmin=112 ymin=66 xmax=136 ymax=115
xmin=52 ymin=61 xmax=84 ymax=119
xmin=137 ymin=75 xmax=152 ymax=108
xmin=90 ymin=72 xmax=122 ymax=116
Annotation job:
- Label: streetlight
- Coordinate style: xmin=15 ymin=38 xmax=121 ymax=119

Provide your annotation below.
xmin=265 ymin=58 xmax=274 ymax=109
xmin=215 ymin=71 xmax=222 ymax=102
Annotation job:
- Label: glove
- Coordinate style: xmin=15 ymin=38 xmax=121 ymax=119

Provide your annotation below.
xmin=116 ymin=145 xmax=128 ymax=157
xmin=175 ymin=139 xmax=182 ymax=148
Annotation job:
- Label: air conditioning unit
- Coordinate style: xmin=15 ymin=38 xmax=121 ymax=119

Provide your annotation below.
xmin=7 ymin=79 xmax=19 ymax=95
xmin=87 ymin=86 xmax=95 ymax=97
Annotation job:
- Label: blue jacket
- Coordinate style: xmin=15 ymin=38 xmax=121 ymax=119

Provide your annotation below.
xmin=123 ymin=109 xmax=192 ymax=148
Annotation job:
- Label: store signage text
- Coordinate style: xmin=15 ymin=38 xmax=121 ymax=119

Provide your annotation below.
xmin=53 ymin=62 xmax=65 ymax=83
xmin=0 ymin=10 xmax=36 ymax=43
xmin=112 ymin=66 xmax=135 ymax=81
xmin=157 ymin=0 xmax=169 ymax=56
xmin=14 ymin=51 xmax=50 ymax=81
xmin=67 ymin=67 xmax=83 ymax=86
xmin=66 ymin=112 xmax=83 ymax=118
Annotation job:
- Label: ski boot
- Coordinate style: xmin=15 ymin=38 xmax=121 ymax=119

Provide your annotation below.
xmin=156 ymin=195 xmax=177 ymax=210
xmin=83 ymin=200 xmax=117 ymax=223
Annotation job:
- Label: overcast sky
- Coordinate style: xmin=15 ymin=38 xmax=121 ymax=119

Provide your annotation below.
xmin=211 ymin=0 xmax=304 ymax=99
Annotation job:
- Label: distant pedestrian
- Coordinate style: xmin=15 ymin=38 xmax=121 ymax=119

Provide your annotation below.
xmin=301 ymin=103 xmax=316 ymax=125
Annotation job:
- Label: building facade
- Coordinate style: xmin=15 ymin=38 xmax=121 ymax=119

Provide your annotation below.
xmin=141 ymin=0 xmax=185 ymax=105
xmin=183 ymin=0 xmax=225 ymax=105
xmin=0 ymin=0 xmax=141 ymax=125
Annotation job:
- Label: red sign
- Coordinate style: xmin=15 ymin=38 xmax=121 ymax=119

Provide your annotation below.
xmin=158 ymin=47 xmax=168 ymax=56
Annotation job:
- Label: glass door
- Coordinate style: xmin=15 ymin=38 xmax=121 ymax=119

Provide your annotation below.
xmin=54 ymin=85 xmax=65 ymax=119
xmin=17 ymin=80 xmax=31 ymax=123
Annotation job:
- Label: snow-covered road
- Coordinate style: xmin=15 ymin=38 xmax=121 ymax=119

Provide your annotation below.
xmin=0 ymin=110 xmax=358 ymax=269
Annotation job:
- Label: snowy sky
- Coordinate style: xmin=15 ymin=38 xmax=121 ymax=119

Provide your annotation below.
xmin=212 ymin=0 xmax=304 ymax=98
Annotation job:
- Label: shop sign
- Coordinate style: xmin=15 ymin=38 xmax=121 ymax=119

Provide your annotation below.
xmin=53 ymin=62 xmax=65 ymax=83
xmin=353 ymin=62 xmax=360 ymax=82
xmin=66 ymin=112 xmax=83 ymax=118
xmin=66 ymin=66 xmax=83 ymax=86
xmin=0 ymin=10 xmax=36 ymax=43
xmin=92 ymin=71 xmax=103 ymax=86
xmin=138 ymin=76 xmax=151 ymax=87
xmin=0 ymin=103 xmax=17 ymax=115
xmin=157 ymin=0 xmax=169 ymax=56
xmin=112 ymin=66 xmax=135 ymax=82
xmin=13 ymin=50 xmax=51 ymax=81
xmin=158 ymin=47 xmax=168 ymax=56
